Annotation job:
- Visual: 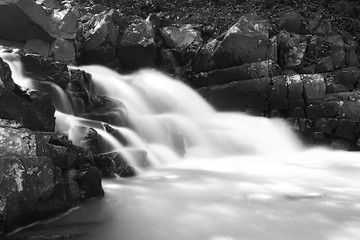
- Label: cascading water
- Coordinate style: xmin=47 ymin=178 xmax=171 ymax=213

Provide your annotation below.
xmin=2 ymin=51 xmax=360 ymax=240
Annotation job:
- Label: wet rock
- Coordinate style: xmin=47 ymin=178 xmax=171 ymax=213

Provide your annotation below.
xmin=77 ymin=166 xmax=104 ymax=200
xmin=117 ymin=18 xmax=157 ymax=70
xmin=190 ymin=60 xmax=281 ymax=88
xmin=80 ymin=96 xmax=128 ymax=126
xmin=312 ymin=118 xmax=338 ymax=135
xmin=278 ymin=11 xmax=302 ymax=34
xmin=20 ymin=54 xmax=69 ymax=89
xmin=330 ymin=138 xmax=353 ymax=150
xmin=0 ymin=81 xmax=55 ymax=132
xmin=278 ymin=32 xmax=307 ymax=70
xmin=93 ymin=154 xmax=117 ymax=178
xmin=79 ymin=127 xmax=101 ymax=154
xmin=0 ymin=0 xmax=54 ymax=43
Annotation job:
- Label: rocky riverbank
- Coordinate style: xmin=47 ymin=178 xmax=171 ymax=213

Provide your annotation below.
xmin=0 ymin=0 xmax=360 ymax=237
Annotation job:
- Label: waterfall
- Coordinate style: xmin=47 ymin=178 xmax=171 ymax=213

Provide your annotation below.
xmin=2 ymin=51 xmax=360 ymax=240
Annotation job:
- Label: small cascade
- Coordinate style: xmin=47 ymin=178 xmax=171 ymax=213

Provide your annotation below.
xmin=2 ymin=51 xmax=360 ymax=240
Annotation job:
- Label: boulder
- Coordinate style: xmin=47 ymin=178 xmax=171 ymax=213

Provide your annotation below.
xmin=81 ymin=9 xmax=121 ymax=65
xmin=50 ymin=9 xmax=78 ymax=39
xmin=117 ymin=18 xmax=157 ymax=70
xmin=0 ymin=0 xmax=54 ymax=43
xmin=160 ymin=24 xmax=202 ymax=65
xmin=278 ymin=32 xmax=308 ymax=70
xmin=77 ymin=167 xmax=104 ymax=200
xmin=192 ymin=14 xmax=276 ymax=72
xmin=0 ymin=57 xmax=56 ymax=132
xmin=50 ymin=38 xmax=76 ymax=64
xmin=0 ymin=155 xmax=66 ymax=233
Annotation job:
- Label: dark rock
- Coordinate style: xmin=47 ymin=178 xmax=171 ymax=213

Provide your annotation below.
xmin=190 ymin=60 xmax=280 ymax=88
xmin=300 ymin=12 xmax=322 ymax=35
xmin=305 ymin=104 xmax=322 ymax=119
xmin=302 ymin=74 xmax=326 ymax=103
xmin=205 ymin=78 xmax=264 ymax=113
xmin=117 ymin=18 xmax=157 ymax=70
xmin=287 ymin=107 xmax=305 ymax=118
xmin=339 ymin=100 xmax=360 ymax=121
xmin=93 ymin=154 xmax=117 ymax=178
xmin=0 ymin=0 xmax=54 ymax=43
xmin=77 ymin=167 xmax=104 ymax=200
xmin=333 ymin=67 xmax=360 ymax=89
xmin=306 ymin=35 xmax=330 ymax=61
xmin=330 ymin=138 xmax=352 ymax=150
xmin=268 ymin=75 xmax=288 ymax=110
xmin=278 ymin=31 xmax=307 ymax=70
xmin=315 ymin=19 xmax=335 ymax=36
xmin=0 ymin=155 xmax=67 ymax=233
xmin=287 ymin=74 xmax=305 ymax=108
xmin=160 ymin=24 xmax=202 ymax=65
xmin=315 ymin=56 xmax=334 ymax=73
xmin=81 ymin=44 xmax=117 ymax=66
xmin=278 ymin=11 xmax=302 ymax=34
xmin=313 ymin=118 xmax=338 ymax=135
xmin=327 ymin=35 xmax=346 ymax=69
xmin=20 ymin=54 xmax=69 ymax=89
xmin=334 ymin=119 xmax=359 ymax=141
xmin=158 ymin=48 xmax=180 ymax=74
xmin=50 ymin=38 xmax=76 ymax=64
xmin=193 ymin=14 xmax=275 ymax=72
xmin=23 ymin=39 xmax=51 ymax=57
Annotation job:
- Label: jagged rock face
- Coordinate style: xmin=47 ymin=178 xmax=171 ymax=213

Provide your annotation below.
xmin=160 ymin=24 xmax=203 ymax=66
xmin=0 ymin=127 xmax=104 ymax=233
xmin=0 ymin=0 xmax=54 ymax=43
xmin=192 ymin=14 xmax=277 ymax=72
xmin=0 ymin=57 xmax=55 ymax=132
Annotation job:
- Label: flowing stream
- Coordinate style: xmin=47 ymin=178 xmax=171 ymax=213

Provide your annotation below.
xmin=2 ymin=51 xmax=360 ymax=240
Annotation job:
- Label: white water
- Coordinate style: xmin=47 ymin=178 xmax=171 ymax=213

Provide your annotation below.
xmin=2 ymin=52 xmax=360 ymax=239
